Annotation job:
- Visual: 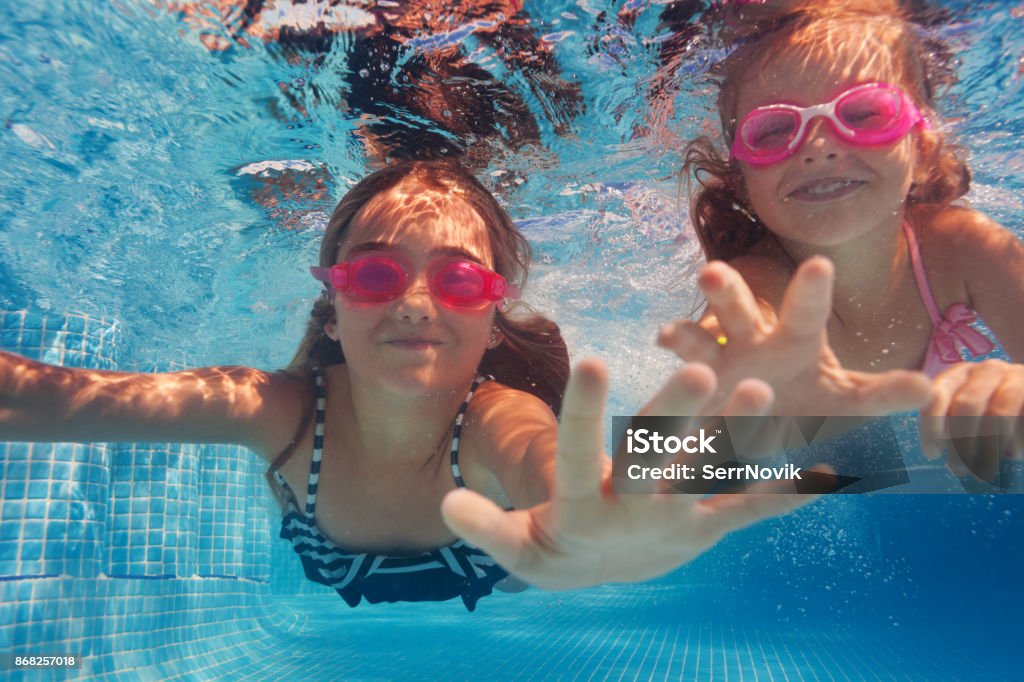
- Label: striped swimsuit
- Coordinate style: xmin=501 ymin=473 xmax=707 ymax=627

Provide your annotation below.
xmin=273 ymin=370 xmax=508 ymax=611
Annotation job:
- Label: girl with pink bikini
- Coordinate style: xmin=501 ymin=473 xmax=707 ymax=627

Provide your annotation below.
xmin=661 ymin=0 xmax=1024 ymax=480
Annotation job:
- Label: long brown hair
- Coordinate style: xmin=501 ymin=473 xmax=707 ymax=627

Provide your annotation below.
xmin=682 ymin=0 xmax=970 ymax=262
xmin=286 ymin=159 xmax=569 ymax=415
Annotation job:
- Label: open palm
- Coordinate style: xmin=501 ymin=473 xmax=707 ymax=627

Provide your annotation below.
xmin=658 ymin=257 xmax=933 ymax=417
xmin=442 ymin=359 xmax=819 ymax=590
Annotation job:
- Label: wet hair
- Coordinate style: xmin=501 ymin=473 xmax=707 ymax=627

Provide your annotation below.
xmin=682 ymin=0 xmax=970 ymax=262
xmin=286 ymin=159 xmax=569 ymax=415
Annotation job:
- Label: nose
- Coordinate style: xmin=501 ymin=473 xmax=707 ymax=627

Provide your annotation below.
xmin=392 ymin=277 xmax=437 ymax=322
xmin=799 ymin=118 xmax=844 ymax=164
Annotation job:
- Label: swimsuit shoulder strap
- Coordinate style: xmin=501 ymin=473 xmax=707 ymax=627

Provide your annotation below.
xmin=450 ymin=375 xmax=491 ymax=489
xmin=304 ymin=367 xmax=328 ymax=517
xmin=267 ymin=370 xmax=317 ymax=474
xmin=903 ymin=219 xmax=943 ymax=325
xmin=265 ymin=369 xmax=317 ymax=506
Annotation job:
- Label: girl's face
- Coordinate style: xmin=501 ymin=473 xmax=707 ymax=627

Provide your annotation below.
xmin=733 ymin=44 xmax=921 ymax=249
xmin=325 ymin=181 xmax=501 ymax=396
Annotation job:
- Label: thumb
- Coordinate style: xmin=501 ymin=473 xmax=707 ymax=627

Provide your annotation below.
xmin=441 ymin=488 xmax=531 ymax=573
xmin=854 ymin=370 xmax=933 ymax=416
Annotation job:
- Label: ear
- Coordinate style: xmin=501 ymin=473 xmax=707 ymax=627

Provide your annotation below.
xmin=323 ymin=312 xmax=340 ymax=342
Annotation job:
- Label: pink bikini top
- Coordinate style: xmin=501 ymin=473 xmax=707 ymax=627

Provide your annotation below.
xmin=903 ymin=220 xmax=995 ymax=377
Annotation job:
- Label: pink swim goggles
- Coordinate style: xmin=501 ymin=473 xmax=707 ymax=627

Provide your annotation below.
xmin=311 ymin=252 xmax=519 ymax=308
xmin=730 ymin=82 xmax=927 ymax=166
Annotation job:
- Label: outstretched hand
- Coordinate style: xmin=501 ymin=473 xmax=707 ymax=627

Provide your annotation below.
xmin=921 ymin=359 xmax=1024 ymax=482
xmin=441 ymin=359 xmax=820 ymax=590
xmin=658 ymin=258 xmax=932 ymax=416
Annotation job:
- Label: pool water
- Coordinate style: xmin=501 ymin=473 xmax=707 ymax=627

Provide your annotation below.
xmin=1 ymin=0 xmax=1022 ymax=679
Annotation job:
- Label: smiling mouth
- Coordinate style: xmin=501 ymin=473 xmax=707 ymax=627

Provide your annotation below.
xmin=386 ymin=339 xmax=442 ymax=349
xmin=788 ymin=178 xmax=867 ymax=202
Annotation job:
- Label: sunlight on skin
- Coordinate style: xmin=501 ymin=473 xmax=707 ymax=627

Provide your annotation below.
xmin=0 ymin=352 xmax=277 ymax=447
xmin=343 ymin=183 xmax=496 ymax=270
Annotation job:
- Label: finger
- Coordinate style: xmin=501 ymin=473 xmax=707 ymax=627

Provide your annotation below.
xmin=639 ymin=363 xmax=717 ymax=417
xmin=653 ymin=379 xmax=774 ymax=494
xmin=716 ymin=379 xmax=777 ymax=460
xmin=947 ymin=364 xmax=1004 ymax=482
xmin=635 ymin=364 xmax=718 ymax=495
xmin=699 ymin=261 xmax=763 ymax=342
xmin=946 ymin=451 xmax=972 ymax=479
xmin=921 ymin=373 xmax=955 ymax=459
xmin=971 ymin=415 xmax=1004 ymax=482
xmin=777 ymin=257 xmax=833 ymax=339
xmin=441 ymin=488 xmax=532 ymax=574
xmin=556 ymin=358 xmax=610 ymax=502
xmin=990 ymin=379 xmax=1024 ymax=461
xmin=657 ymin=320 xmax=721 ymax=364
xmin=923 ymin=364 xmax=982 ymax=479
xmin=848 ymin=369 xmax=933 ymax=416
xmin=717 ymin=378 xmax=774 ymax=417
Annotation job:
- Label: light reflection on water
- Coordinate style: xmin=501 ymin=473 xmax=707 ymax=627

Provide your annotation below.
xmin=0 ymin=0 xmax=1020 ymax=390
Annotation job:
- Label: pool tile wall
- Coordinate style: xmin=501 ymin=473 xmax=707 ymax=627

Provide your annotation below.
xmin=1 ymin=311 xmax=121 ymax=583
xmin=109 ymin=440 xmax=201 ymax=579
xmin=0 ymin=310 xmax=307 ymax=679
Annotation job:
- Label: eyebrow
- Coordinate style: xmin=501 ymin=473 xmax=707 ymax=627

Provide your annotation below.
xmin=345 ymin=241 xmax=486 ymax=264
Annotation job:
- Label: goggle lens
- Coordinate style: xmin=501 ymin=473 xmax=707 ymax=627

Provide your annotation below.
xmin=350 ymin=258 xmax=405 ymax=301
xmin=731 ymin=83 xmax=924 ymax=165
xmin=740 ymin=110 xmax=800 ymax=153
xmin=434 ymin=262 xmax=489 ymax=306
xmin=836 ymin=87 xmax=903 ymax=132
xmin=311 ymin=254 xmax=517 ymax=308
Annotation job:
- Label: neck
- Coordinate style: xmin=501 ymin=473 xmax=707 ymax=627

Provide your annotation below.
xmin=774 ymin=214 xmax=911 ymax=318
xmin=328 ymin=365 xmax=471 ymax=465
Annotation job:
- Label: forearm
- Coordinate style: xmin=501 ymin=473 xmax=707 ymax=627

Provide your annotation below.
xmin=0 ymin=351 xmax=272 ymax=446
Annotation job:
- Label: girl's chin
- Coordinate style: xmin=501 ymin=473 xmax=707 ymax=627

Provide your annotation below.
xmin=374 ymin=368 xmax=475 ymax=398
xmin=769 ymin=212 xmax=895 ymax=248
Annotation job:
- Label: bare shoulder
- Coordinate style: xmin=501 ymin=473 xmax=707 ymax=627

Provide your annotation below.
xmin=464 ymin=381 xmax=557 ymax=452
xmin=917 ymin=206 xmax=1024 ymax=359
xmin=458 ymin=380 xmax=558 ymax=506
xmin=248 ymin=369 xmax=314 ymax=460
xmin=917 ymin=206 xmax=1024 ymax=287
xmin=921 ymin=206 xmax=1020 ymax=257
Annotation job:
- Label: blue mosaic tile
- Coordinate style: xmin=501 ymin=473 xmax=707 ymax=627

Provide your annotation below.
xmin=0 ymin=329 xmax=21 ymax=349
xmin=4 ymin=482 xmax=25 ymax=499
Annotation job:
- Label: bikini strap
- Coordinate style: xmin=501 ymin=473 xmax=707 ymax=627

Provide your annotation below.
xmin=450 ymin=376 xmax=492 ymax=488
xmin=902 ymin=219 xmax=943 ymax=325
xmin=299 ymin=372 xmax=486 ymax=512
xmin=266 ymin=369 xmax=318 ymax=507
xmin=267 ymin=371 xmax=317 ymax=473
xmin=304 ymin=368 xmax=328 ymax=517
